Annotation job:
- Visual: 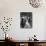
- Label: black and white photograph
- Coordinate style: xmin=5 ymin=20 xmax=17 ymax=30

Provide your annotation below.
xmin=20 ymin=12 xmax=32 ymax=28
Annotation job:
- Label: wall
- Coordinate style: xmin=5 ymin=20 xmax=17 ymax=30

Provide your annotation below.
xmin=0 ymin=0 xmax=46 ymax=40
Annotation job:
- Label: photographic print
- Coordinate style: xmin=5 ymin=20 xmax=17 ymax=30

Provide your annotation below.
xmin=20 ymin=12 xmax=32 ymax=28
